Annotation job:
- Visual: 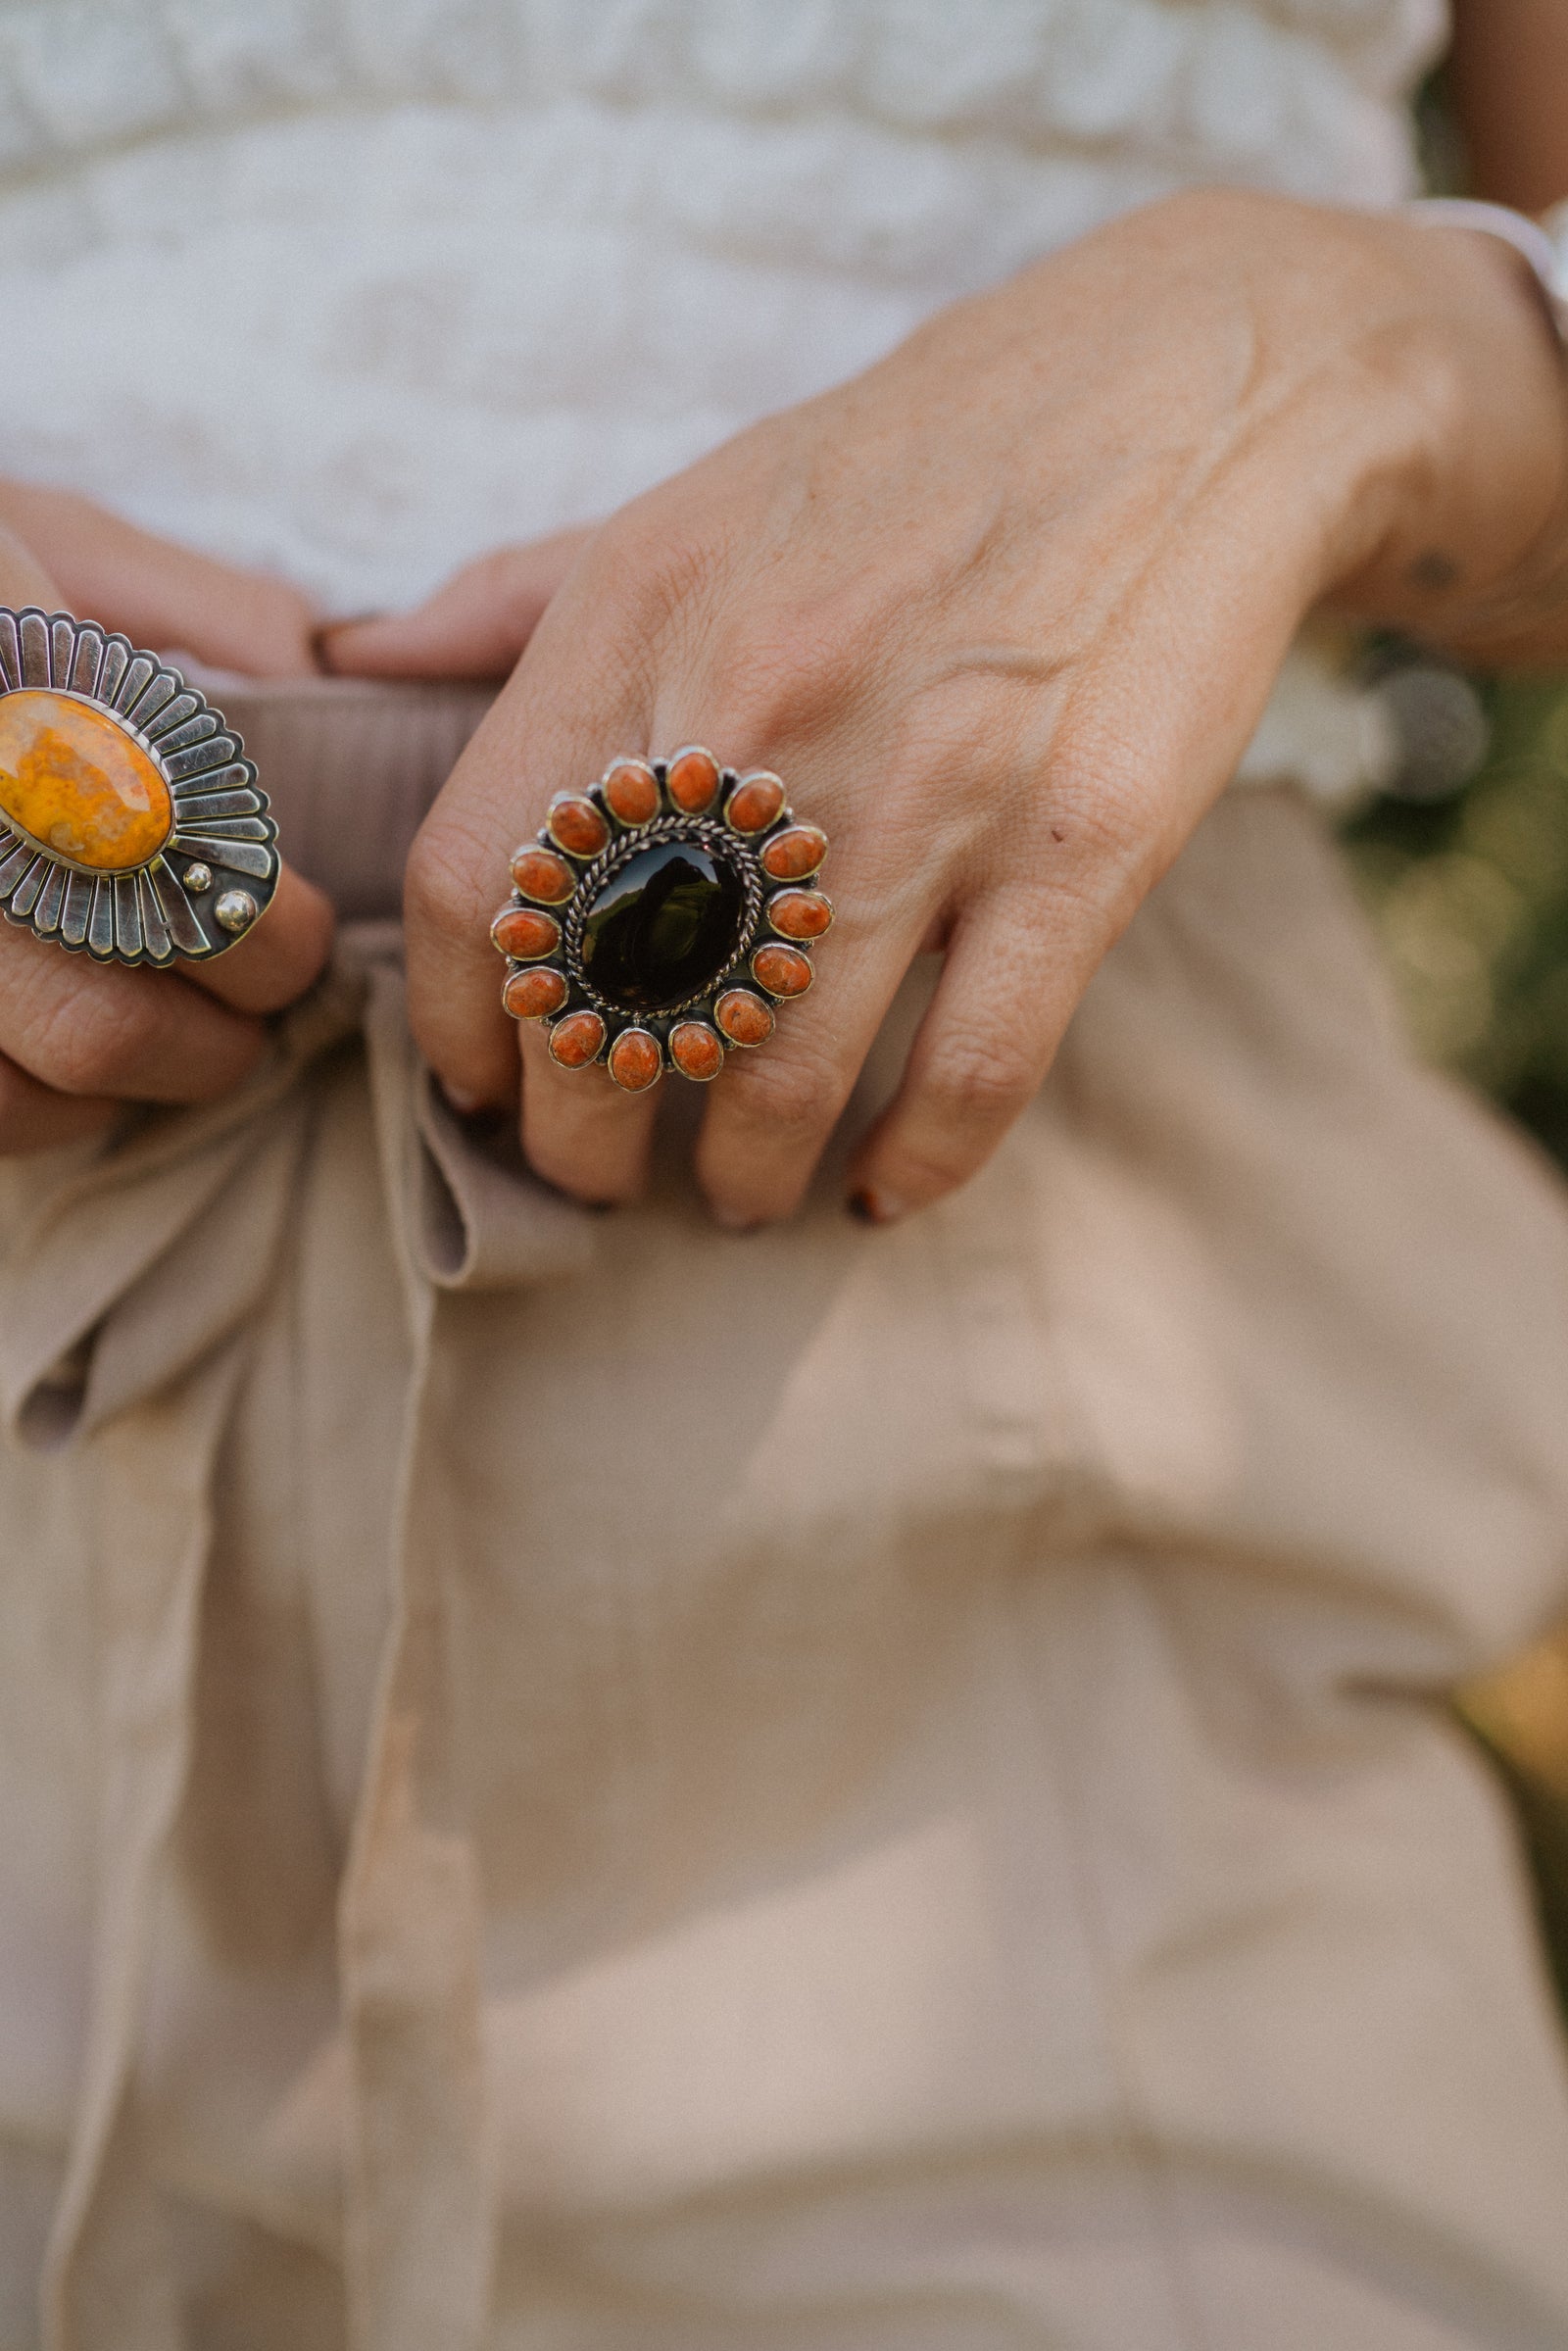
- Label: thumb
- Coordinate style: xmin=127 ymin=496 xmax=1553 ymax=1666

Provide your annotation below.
xmin=318 ymin=526 xmax=599 ymax=681
xmin=0 ymin=520 xmax=62 ymax=611
xmin=0 ymin=507 xmax=335 ymax=1013
xmin=0 ymin=480 xmax=319 ymax=677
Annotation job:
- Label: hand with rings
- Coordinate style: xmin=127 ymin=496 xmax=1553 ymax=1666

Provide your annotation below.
xmin=328 ymin=193 xmax=1568 ymax=1228
xmin=0 ymin=485 xmax=333 ymax=1155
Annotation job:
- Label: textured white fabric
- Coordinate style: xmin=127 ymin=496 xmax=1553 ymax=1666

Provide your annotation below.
xmin=0 ymin=0 xmax=1443 ymax=799
xmin=0 ymin=0 xmax=1446 ymax=605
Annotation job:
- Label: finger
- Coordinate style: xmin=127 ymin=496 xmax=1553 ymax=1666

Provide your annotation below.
xmin=0 ymin=481 xmax=318 ymax=677
xmin=845 ymin=893 xmax=1098 ymax=1223
xmin=181 ymin=862 xmax=335 ymax=1015
xmin=694 ymin=895 xmax=927 ymax=1229
xmin=318 ymin=527 xmax=598 ymax=681
xmin=0 ymin=1051 xmax=117 ymax=1155
xmin=0 ymin=918 xmax=267 ymax=1103
xmin=515 ymin=1023 xmax=660 ymax=1206
xmin=0 ymin=519 xmax=63 ymax=610
xmin=403 ymin=575 xmax=654 ymax=1111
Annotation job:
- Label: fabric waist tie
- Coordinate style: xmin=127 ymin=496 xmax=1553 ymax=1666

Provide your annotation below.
xmin=0 ymin=682 xmax=593 ymax=2344
xmin=183 ymin=669 xmax=495 ymax=920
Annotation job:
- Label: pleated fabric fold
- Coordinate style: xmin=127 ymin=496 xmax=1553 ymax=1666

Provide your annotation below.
xmin=0 ymin=928 xmax=592 ymax=2350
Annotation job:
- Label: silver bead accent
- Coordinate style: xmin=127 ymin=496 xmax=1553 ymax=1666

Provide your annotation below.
xmin=213 ymin=888 xmax=259 ymax=935
xmin=182 ymin=861 xmax=214 ymax=894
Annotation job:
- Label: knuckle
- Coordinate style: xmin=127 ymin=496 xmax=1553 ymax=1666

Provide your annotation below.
xmin=1038 ymin=727 xmax=1164 ymax=879
xmin=405 ymin=815 xmax=495 ymax=941
xmin=920 ymin=1032 xmax=1039 ymax=1132
xmin=579 ymin=504 xmax=728 ymax=662
xmin=730 ymin=1039 xmax=842 ymax=1138
xmin=696 ymin=591 xmax=874 ymax=759
xmin=25 ymin=982 xmax=147 ymax=1097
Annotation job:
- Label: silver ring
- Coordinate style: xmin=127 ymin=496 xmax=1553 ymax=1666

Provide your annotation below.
xmin=0 ymin=606 xmax=279 ymax=965
xmin=493 ymin=747 xmax=832 ymax=1090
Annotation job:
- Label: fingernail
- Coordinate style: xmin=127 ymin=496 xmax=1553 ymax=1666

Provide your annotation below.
xmin=713 ymin=1204 xmax=762 ymax=1233
xmin=310 ymin=613 xmax=383 ymax=673
xmin=439 ymin=1078 xmax=486 ymax=1116
xmin=848 ymin=1187 xmax=904 ymax=1226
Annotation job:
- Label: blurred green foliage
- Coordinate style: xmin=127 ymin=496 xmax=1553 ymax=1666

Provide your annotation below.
xmin=1344 ymin=679 xmax=1568 ymax=1173
xmin=1378 ymin=66 xmax=1568 ymax=2015
xmin=1349 ymin=673 xmax=1568 ymax=2017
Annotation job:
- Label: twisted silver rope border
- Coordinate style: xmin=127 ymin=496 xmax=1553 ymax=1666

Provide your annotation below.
xmin=559 ymin=810 xmax=766 ymax=1019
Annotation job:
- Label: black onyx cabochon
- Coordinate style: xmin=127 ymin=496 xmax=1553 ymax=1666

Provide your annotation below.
xmin=579 ymin=840 xmax=748 ymax=1014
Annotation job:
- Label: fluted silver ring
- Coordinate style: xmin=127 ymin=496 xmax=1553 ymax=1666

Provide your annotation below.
xmin=492 ymin=746 xmax=833 ymax=1092
xmin=0 ymin=606 xmax=278 ymax=966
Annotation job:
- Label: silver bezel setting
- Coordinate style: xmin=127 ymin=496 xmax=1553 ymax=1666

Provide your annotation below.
xmin=0 ymin=606 xmax=279 ymax=966
xmin=495 ymin=749 xmax=831 ymax=1086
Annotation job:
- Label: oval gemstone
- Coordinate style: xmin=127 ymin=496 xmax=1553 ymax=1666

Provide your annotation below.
xmin=0 ymin=689 xmax=172 ymax=872
xmin=665 ymin=746 xmax=720 ymax=813
xmin=580 ymin=839 xmax=747 ymax=1013
xmin=724 ymin=771 xmax=785 ymax=834
xmin=714 ymin=988 xmax=774 ymax=1048
xmin=502 ymin=966 xmax=567 ymax=1021
xmin=603 ymin=759 xmax=661 ymax=826
xmin=668 ymin=1020 xmax=725 ymax=1081
xmin=510 ymin=845 xmax=574 ymax=903
xmin=752 ymin=943 xmax=813 ymax=999
xmin=608 ymin=1028 xmax=662 ymax=1093
xmin=760 ymin=823 xmax=826 ymax=882
xmin=767 ymin=888 xmax=833 ymax=941
xmin=547 ymin=795 xmax=611 ymax=858
xmin=491 ymin=906 xmax=561 ymax=959
xmin=548 ymin=1009 xmax=606 ymax=1068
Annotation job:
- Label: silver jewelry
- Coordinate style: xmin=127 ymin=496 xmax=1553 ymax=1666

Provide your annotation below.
xmin=0 ymin=607 xmax=278 ymax=965
xmin=1403 ymin=196 xmax=1568 ymax=347
xmin=493 ymin=747 xmax=831 ymax=1089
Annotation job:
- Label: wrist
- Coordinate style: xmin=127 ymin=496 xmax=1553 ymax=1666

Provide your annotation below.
xmin=1050 ymin=189 xmax=1568 ymax=649
xmin=1312 ymin=208 xmax=1568 ymax=653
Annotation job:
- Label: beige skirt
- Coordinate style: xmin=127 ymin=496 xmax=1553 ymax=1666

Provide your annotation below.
xmin=5 ymin=683 xmax=1568 ymax=2351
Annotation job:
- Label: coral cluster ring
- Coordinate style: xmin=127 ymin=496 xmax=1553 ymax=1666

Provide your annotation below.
xmin=0 ymin=607 xmax=278 ymax=964
xmin=493 ymin=747 xmax=832 ymax=1090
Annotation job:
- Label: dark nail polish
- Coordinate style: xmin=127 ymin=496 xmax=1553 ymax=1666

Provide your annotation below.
xmin=848 ymin=1185 xmax=906 ymax=1226
xmin=310 ymin=613 xmax=383 ymax=674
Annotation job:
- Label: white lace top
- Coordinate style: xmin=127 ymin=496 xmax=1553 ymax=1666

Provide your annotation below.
xmin=0 ymin=0 xmax=1446 ymax=792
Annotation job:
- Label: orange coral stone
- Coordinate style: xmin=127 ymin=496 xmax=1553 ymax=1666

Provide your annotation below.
xmin=760 ymin=823 xmax=826 ymax=881
xmin=502 ymin=965 xmax=567 ymax=1020
xmin=603 ymin=759 xmax=661 ymax=825
xmin=548 ymin=1009 xmax=607 ymax=1067
xmin=752 ymin=943 xmax=813 ymax=999
xmin=608 ymin=1027 xmax=662 ymax=1092
xmin=668 ymin=1020 xmax=725 ymax=1080
xmin=724 ymin=771 xmax=785 ymax=834
xmin=547 ymin=795 xmax=611 ymax=858
xmin=767 ymin=888 xmax=833 ymax=940
xmin=0 ymin=690 xmax=172 ymax=872
xmin=665 ymin=746 xmax=720 ymax=813
xmin=491 ymin=906 xmax=561 ymax=959
xmin=714 ymin=987 xmax=776 ymax=1045
xmin=510 ymin=845 xmax=575 ymax=903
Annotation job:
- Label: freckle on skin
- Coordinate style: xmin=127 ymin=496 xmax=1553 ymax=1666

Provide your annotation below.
xmin=1051 ymin=827 xmax=1066 ymax=844
xmin=1407 ymin=550 xmax=1460 ymax=592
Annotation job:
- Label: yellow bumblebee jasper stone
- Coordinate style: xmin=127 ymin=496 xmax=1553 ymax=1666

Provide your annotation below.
xmin=0 ymin=691 xmax=172 ymax=871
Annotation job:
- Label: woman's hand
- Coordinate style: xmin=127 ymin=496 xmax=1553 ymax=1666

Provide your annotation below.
xmin=0 ymin=486 xmax=334 ymax=1153
xmin=362 ymin=190 xmax=1568 ymax=1224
